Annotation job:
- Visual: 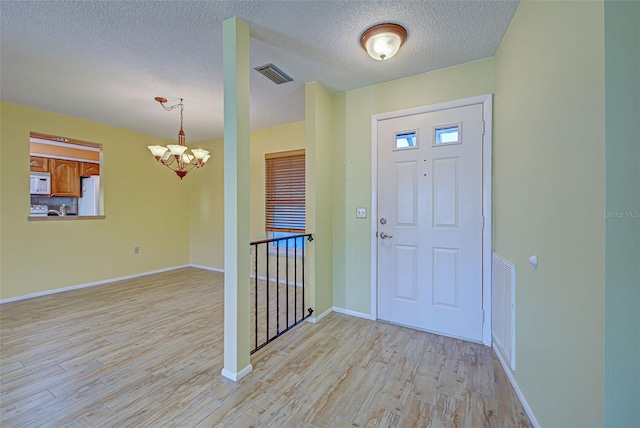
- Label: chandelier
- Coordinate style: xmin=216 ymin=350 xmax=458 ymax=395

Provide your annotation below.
xmin=147 ymin=97 xmax=210 ymax=179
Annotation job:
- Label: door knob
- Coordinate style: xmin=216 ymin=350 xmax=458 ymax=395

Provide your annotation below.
xmin=380 ymin=231 xmax=393 ymax=239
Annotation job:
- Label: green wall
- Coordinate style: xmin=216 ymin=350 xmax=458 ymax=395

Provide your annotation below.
xmin=189 ymin=122 xmax=305 ymax=270
xmin=5 ymin=5 xmax=637 ymax=423
xmin=603 ymin=1 xmax=640 ymax=426
xmin=493 ymin=1 xmax=605 ymax=426
xmin=305 ymin=82 xmax=334 ymax=317
xmin=0 ymin=102 xmax=191 ymax=300
xmin=331 ymin=58 xmax=494 ymax=314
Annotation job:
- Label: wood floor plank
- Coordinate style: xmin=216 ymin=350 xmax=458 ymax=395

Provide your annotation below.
xmin=99 ymin=395 xmax=163 ymax=427
xmin=269 ymin=367 xmax=345 ymax=425
xmin=492 ymin=353 xmax=510 ymax=385
xmin=0 ymin=362 xmax=64 ymax=388
xmin=331 ymin=415 xmax=360 ymax=428
xmin=18 ymin=380 xmax=111 ymax=427
xmin=338 ymin=361 xmax=391 ymax=425
xmin=195 ymin=379 xmax=271 ymax=426
xmin=465 ymin=390 xmax=499 ymax=428
xmin=63 ymin=403 xmax=115 ymax=428
xmin=438 ymin=359 xmax=469 ymax=402
xmin=0 ymin=267 xmax=532 ymax=427
xmin=0 ymin=388 xmax=56 ymax=423
xmin=256 ymin=372 xmax=307 ymax=424
xmin=410 ymin=370 xmax=440 ymax=405
xmin=377 ymin=355 xmax=420 ymax=413
xmin=399 ymin=396 xmax=434 ymax=428
xmin=303 ymin=365 xmax=355 ymax=427
xmin=495 ymin=381 xmax=533 ymax=428
xmin=466 ymin=346 xmax=496 ymax=397
xmin=0 ymin=360 xmax=23 ymax=377
xmin=137 ymin=389 xmax=216 ymax=427
xmin=225 ymin=404 xmax=268 ymax=427
xmin=432 ymin=393 xmax=465 ymax=428
xmin=363 ymin=406 xmax=401 ymax=427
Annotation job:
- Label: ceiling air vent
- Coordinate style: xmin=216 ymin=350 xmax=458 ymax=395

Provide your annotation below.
xmin=254 ymin=63 xmax=293 ymax=85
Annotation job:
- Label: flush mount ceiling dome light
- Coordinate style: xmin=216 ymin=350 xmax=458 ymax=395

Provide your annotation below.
xmin=360 ymin=23 xmax=407 ymax=61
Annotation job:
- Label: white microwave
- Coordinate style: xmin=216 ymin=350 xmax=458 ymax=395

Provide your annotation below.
xmin=30 ymin=172 xmax=51 ymax=195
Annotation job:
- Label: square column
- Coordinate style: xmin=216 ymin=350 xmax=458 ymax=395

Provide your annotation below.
xmin=221 ymin=16 xmax=251 ymax=381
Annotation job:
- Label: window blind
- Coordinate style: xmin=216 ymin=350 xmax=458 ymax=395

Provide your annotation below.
xmin=265 ymin=149 xmax=305 ymax=233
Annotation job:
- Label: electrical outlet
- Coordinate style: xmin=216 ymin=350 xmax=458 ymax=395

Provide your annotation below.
xmin=133 ymin=246 xmax=140 ymax=254
xmin=356 ymin=207 xmax=367 ymax=218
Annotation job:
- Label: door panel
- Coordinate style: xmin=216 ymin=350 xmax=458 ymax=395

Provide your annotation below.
xmin=377 ymin=104 xmax=484 ymax=341
xmin=432 ymin=247 xmax=459 ymax=308
xmin=395 ymin=161 xmax=418 ymax=225
xmin=394 ymin=245 xmax=418 ymax=301
xmin=433 ymin=157 xmax=459 ymax=228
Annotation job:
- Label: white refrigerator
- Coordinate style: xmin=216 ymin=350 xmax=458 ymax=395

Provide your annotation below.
xmin=78 ymin=176 xmax=100 ymax=216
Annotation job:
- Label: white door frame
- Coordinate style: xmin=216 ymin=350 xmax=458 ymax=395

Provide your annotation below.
xmin=370 ymin=94 xmax=493 ymax=346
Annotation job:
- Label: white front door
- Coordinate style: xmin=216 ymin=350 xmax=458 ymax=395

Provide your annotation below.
xmin=377 ymin=104 xmax=484 ymax=342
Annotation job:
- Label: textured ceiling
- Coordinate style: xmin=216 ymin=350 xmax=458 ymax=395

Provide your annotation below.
xmin=0 ymin=1 xmax=518 ymax=142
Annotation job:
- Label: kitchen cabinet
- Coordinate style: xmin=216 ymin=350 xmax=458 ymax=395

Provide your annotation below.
xmin=80 ymin=162 xmax=100 ymax=177
xmin=30 ymin=156 xmax=49 ymax=172
xmin=50 ymin=159 xmax=81 ymax=197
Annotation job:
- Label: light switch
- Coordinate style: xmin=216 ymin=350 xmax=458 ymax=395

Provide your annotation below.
xmin=356 ymin=207 xmax=367 ymax=218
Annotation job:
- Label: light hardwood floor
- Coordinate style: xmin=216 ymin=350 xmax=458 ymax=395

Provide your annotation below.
xmin=0 ymin=268 xmax=532 ymax=427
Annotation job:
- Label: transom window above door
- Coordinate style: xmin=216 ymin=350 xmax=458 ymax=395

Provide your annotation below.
xmin=434 ymin=124 xmax=461 ymax=145
xmin=394 ymin=130 xmax=418 ymax=150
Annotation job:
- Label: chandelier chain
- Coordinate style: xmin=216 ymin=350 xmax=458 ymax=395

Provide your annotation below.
xmin=158 ymin=98 xmax=184 ymax=112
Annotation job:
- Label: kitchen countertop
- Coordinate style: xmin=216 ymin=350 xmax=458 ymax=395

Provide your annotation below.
xmin=28 ymin=215 xmax=106 ymax=221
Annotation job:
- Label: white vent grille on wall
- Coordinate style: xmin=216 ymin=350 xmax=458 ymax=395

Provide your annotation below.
xmin=492 ymin=253 xmax=516 ymax=370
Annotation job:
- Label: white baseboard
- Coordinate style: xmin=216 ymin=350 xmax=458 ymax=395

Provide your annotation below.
xmin=493 ymin=341 xmax=540 ymax=428
xmin=332 ymin=306 xmax=373 ymax=320
xmin=307 ymin=306 xmax=333 ymax=323
xmin=0 ymin=262 xmax=300 ymax=304
xmin=0 ymin=265 xmax=192 ymax=305
xmin=190 ymin=264 xmax=224 ymax=273
xmin=190 ymin=266 xmax=301 ymax=289
xmin=307 ymin=306 xmax=374 ymax=323
xmin=221 ymin=364 xmax=253 ymax=382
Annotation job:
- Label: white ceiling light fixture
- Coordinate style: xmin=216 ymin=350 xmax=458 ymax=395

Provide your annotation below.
xmin=360 ymin=23 xmax=407 ymax=61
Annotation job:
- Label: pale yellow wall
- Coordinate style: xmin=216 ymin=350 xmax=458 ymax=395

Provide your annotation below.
xmin=494 ymin=1 xmax=605 ymax=426
xmin=189 ymin=137 xmax=224 ymax=269
xmin=305 ymin=82 xmax=334 ymax=316
xmin=189 ymin=121 xmax=305 ymax=269
xmin=0 ymin=102 xmax=191 ymax=300
xmin=332 ymin=59 xmax=494 ymax=314
xmin=0 ymin=104 xmax=3 ymax=293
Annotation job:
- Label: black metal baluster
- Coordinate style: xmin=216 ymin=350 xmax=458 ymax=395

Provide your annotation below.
xmin=302 ymin=236 xmax=305 ymax=323
xmin=276 ymin=239 xmax=280 ymax=335
xmin=249 ymin=234 xmax=313 ymax=354
xmin=266 ymin=240 xmax=269 ymax=342
xmin=254 ymin=243 xmax=258 ymax=352
xmin=294 ymin=239 xmax=298 ymax=324
xmin=286 ymin=238 xmax=290 ymax=329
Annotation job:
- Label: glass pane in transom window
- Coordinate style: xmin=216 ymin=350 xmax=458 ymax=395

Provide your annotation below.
xmin=434 ymin=125 xmax=460 ymax=145
xmin=395 ymin=131 xmax=417 ymax=149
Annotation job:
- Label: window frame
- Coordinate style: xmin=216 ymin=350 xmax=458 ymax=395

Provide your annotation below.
xmin=265 ymin=149 xmax=306 ymax=257
xmin=268 ymin=231 xmax=306 ymax=258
